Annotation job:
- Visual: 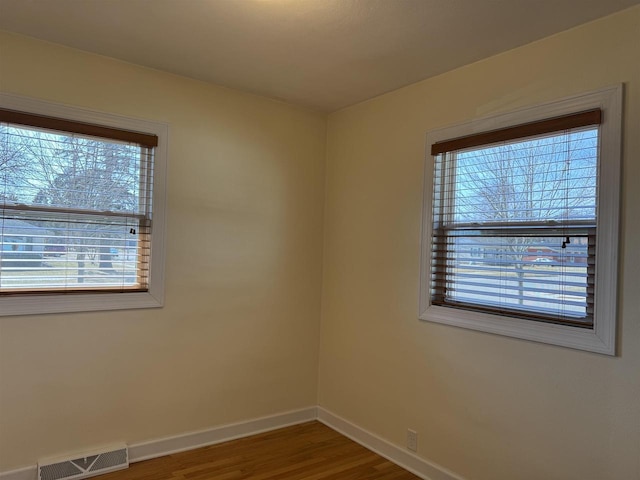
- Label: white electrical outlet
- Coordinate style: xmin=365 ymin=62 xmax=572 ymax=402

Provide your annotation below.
xmin=407 ymin=429 xmax=418 ymax=452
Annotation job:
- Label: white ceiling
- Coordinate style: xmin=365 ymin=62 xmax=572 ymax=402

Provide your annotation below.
xmin=1 ymin=0 xmax=639 ymax=112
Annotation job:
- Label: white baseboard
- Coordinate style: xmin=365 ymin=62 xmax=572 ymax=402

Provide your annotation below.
xmin=0 ymin=467 xmax=35 ymax=480
xmin=0 ymin=406 xmax=317 ymax=480
xmin=0 ymin=406 xmax=465 ymax=480
xmin=317 ymin=407 xmax=466 ymax=480
xmin=128 ymin=406 xmax=317 ymax=462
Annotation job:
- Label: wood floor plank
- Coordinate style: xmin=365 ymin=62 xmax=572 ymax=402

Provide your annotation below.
xmin=97 ymin=421 xmax=419 ymax=480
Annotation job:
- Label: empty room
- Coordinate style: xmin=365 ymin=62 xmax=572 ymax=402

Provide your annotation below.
xmin=0 ymin=1 xmax=639 ymax=480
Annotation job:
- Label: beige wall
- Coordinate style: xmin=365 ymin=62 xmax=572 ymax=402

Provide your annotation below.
xmin=0 ymin=32 xmax=326 ymax=470
xmin=319 ymin=7 xmax=640 ymax=480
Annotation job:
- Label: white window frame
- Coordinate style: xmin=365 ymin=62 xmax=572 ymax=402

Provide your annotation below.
xmin=419 ymin=85 xmax=622 ymax=355
xmin=0 ymin=93 xmax=168 ymax=316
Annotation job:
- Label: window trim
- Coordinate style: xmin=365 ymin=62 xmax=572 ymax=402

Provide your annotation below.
xmin=419 ymin=85 xmax=622 ymax=355
xmin=0 ymin=93 xmax=168 ymax=316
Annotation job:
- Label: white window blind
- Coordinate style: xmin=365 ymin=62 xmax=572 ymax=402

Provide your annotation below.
xmin=0 ymin=109 xmax=157 ymax=295
xmin=430 ymin=110 xmax=600 ymax=327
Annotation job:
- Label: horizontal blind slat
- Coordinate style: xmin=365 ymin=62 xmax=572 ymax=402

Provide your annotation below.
xmin=0 ymin=108 xmax=158 ymax=147
xmin=431 ymin=109 xmax=601 ymax=155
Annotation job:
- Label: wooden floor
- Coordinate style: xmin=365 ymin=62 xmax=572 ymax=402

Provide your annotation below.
xmin=99 ymin=421 xmax=420 ymax=480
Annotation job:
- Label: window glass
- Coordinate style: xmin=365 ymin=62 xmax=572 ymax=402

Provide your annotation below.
xmin=1 ymin=120 xmax=152 ymax=293
xmin=431 ymin=128 xmax=597 ymax=325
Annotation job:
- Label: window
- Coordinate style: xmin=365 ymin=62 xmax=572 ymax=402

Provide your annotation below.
xmin=0 ymin=94 xmax=167 ymax=316
xmin=419 ymin=86 xmax=622 ymax=354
